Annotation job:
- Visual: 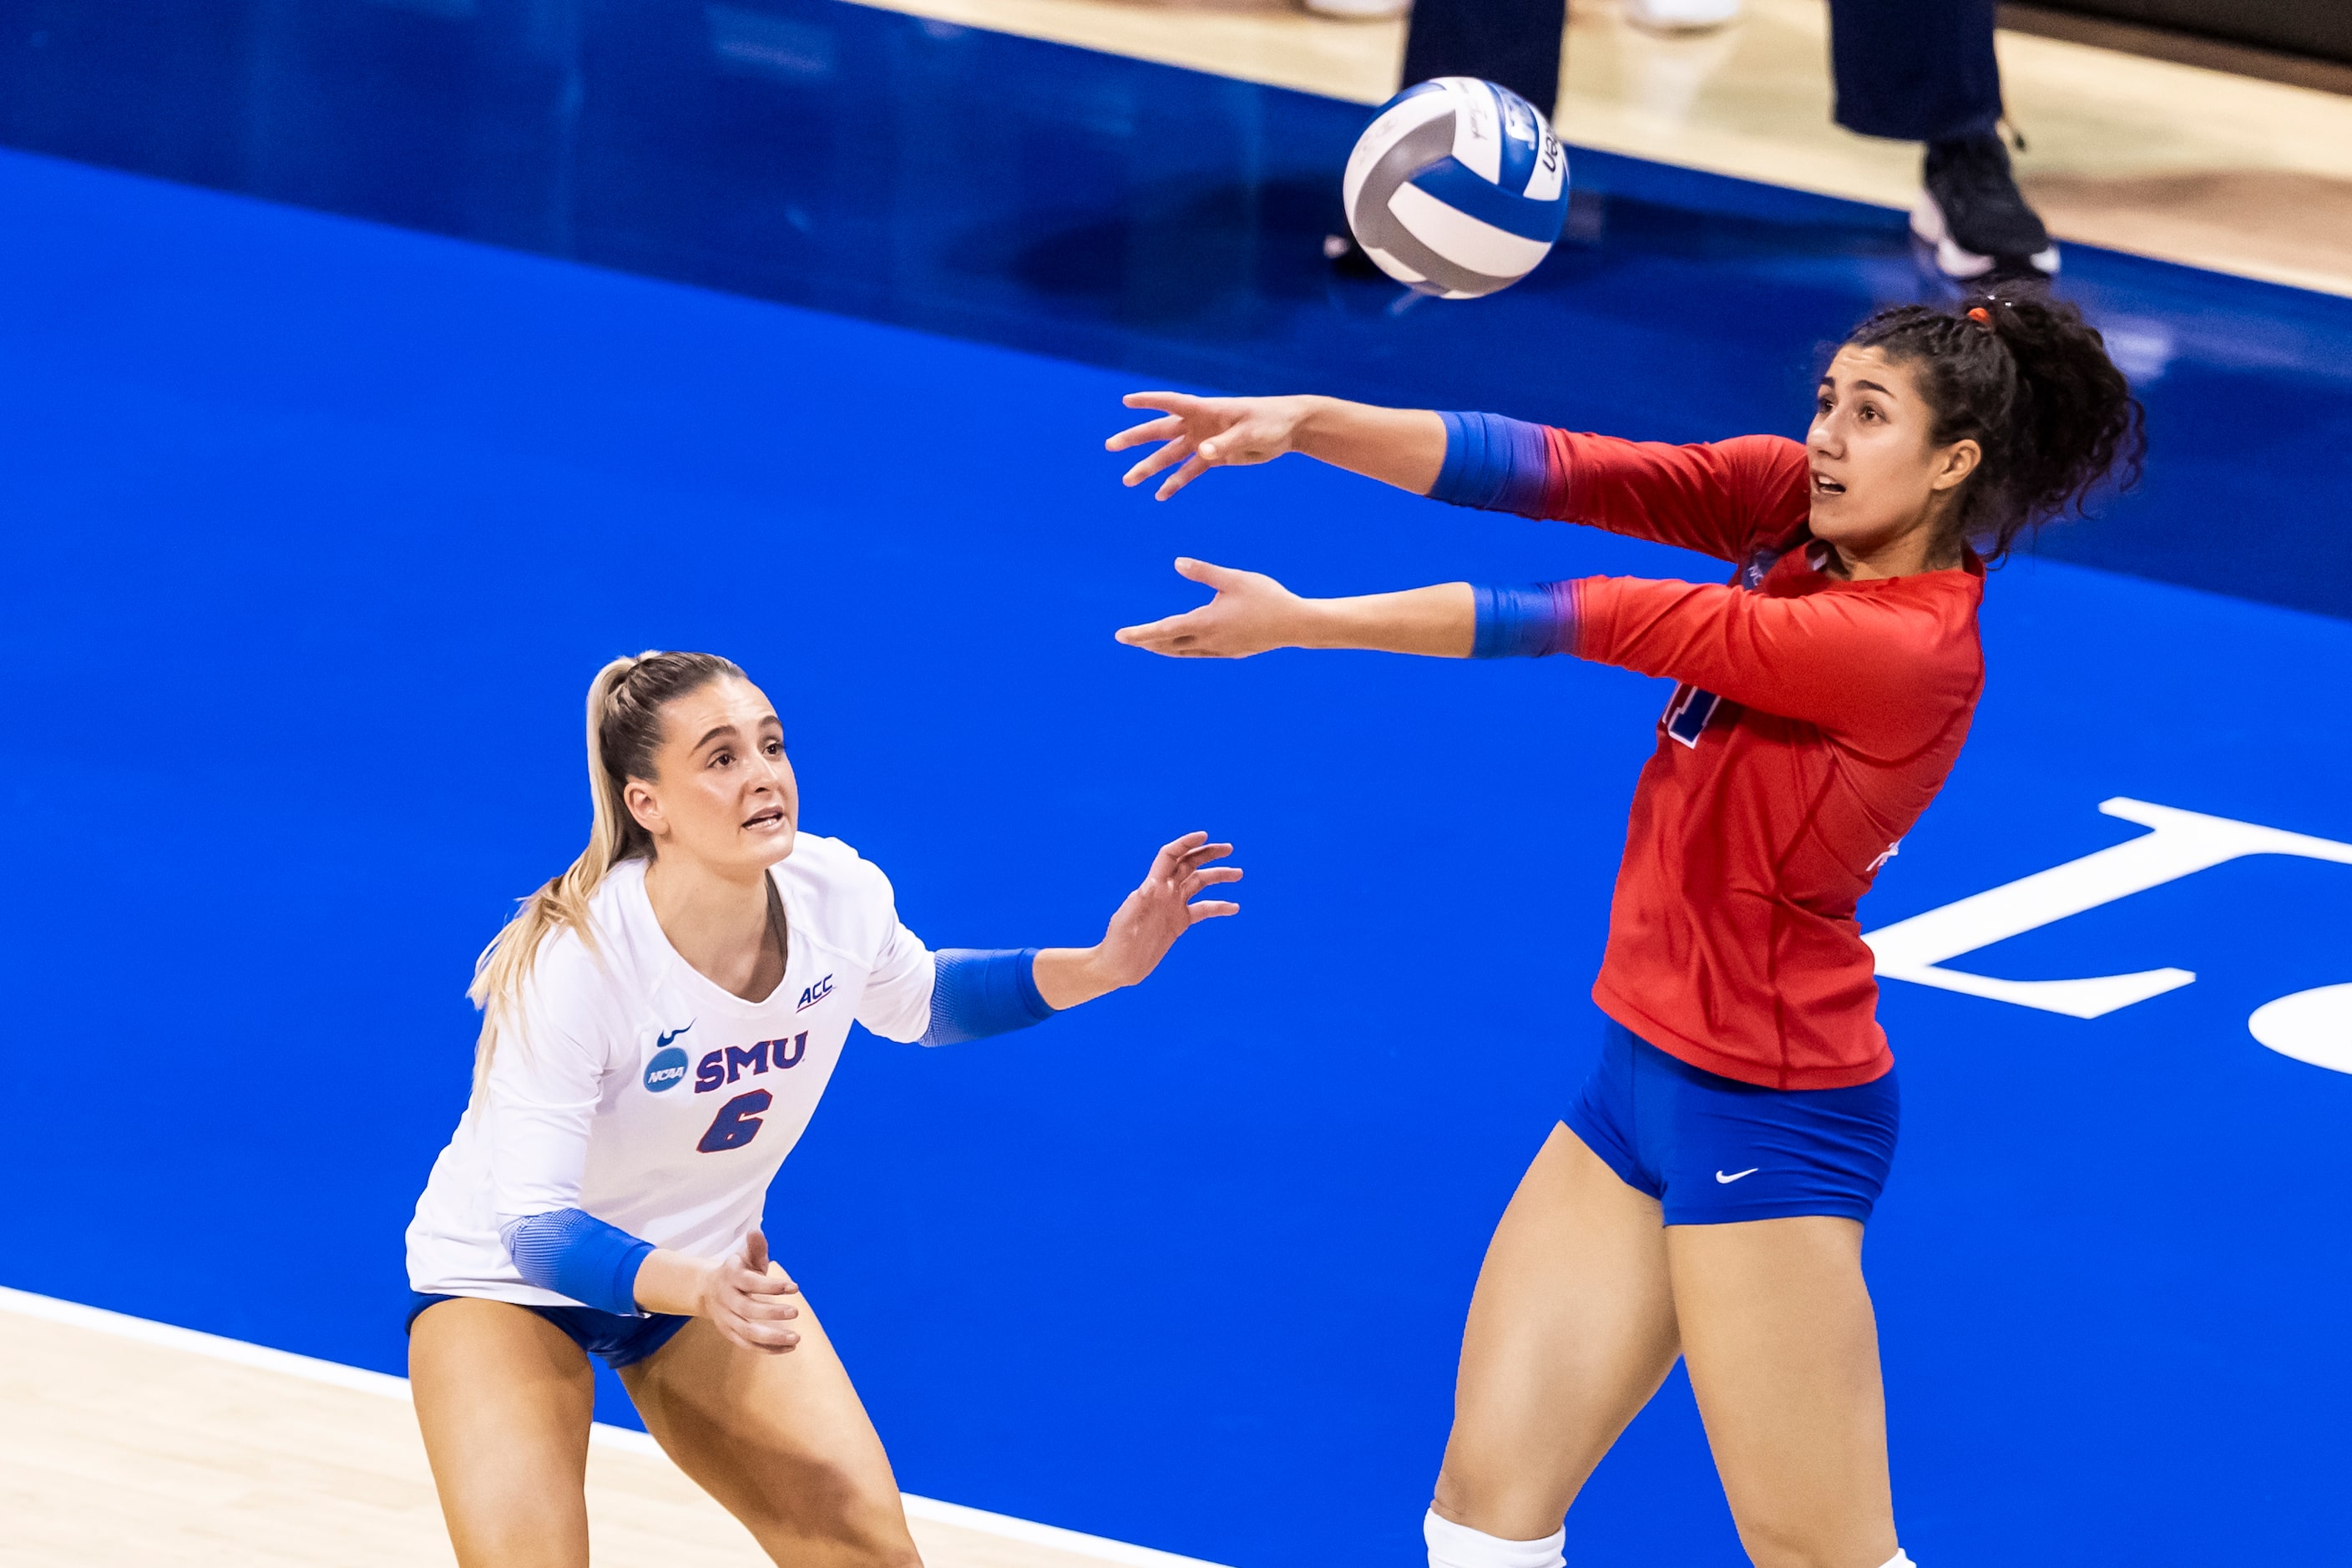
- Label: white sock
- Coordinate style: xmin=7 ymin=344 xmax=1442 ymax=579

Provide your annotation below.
xmin=1424 ymin=1509 xmax=1565 ymax=1568
xmin=1879 ymin=1552 xmax=1916 ymax=1568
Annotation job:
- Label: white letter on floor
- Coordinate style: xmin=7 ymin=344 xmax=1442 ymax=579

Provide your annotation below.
xmin=1863 ymin=798 xmax=2352 ymax=1019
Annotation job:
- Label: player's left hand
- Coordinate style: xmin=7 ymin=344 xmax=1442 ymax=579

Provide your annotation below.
xmin=1098 ymin=831 xmax=1242 ymax=985
xmin=1034 ymin=832 xmax=1241 ymax=1008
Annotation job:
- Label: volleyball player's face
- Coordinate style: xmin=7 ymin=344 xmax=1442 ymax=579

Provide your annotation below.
xmin=1806 ymin=346 xmax=1968 ymax=560
xmin=643 ymin=677 xmax=799 ymax=872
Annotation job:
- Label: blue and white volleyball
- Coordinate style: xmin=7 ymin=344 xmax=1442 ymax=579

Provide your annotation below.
xmin=1343 ymin=78 xmax=1570 ymax=299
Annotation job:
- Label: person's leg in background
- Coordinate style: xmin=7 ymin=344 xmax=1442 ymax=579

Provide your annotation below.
xmin=1313 ymin=0 xmax=1737 ymax=39
xmin=1399 ymin=0 xmax=1567 ymax=116
xmin=1321 ymin=0 xmax=1565 ymax=268
xmin=1621 ymin=0 xmax=1743 ymax=36
xmin=1302 ymin=0 xmax=1414 ymax=24
xmin=1829 ymin=0 xmax=2060 ymax=279
xmin=1345 ymin=0 xmax=1742 ymax=103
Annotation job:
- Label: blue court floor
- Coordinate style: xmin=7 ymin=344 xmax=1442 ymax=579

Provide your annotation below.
xmin=2 ymin=4 xmax=2349 ymax=1565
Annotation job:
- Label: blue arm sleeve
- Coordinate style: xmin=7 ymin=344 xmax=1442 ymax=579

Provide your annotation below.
xmin=503 ymin=1209 xmax=656 ymax=1318
xmin=1470 ymin=583 xmax=1577 ymax=659
xmin=1431 ymin=412 xmax=1555 ymax=515
xmin=920 ymin=948 xmax=1059 ymax=1046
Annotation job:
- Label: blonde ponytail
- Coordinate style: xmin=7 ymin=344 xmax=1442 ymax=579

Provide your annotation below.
xmin=468 ymin=650 xmax=745 ymax=1085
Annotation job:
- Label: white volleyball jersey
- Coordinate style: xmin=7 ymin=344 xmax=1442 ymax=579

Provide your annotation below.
xmin=406 ymin=834 xmax=934 ymax=1308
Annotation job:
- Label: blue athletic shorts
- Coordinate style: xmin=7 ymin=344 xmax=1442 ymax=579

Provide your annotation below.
xmin=1564 ymin=1019 xmax=1899 ymax=1225
xmin=406 ymin=1292 xmax=690 ymax=1370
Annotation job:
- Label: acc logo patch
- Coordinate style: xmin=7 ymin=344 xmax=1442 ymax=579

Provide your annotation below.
xmin=643 ymin=1045 xmax=691 ymax=1094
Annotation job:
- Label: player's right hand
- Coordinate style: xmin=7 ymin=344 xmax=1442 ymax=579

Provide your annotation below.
xmin=700 ymin=1228 xmax=802 ymax=1354
xmin=1115 ymin=557 xmax=1309 ymax=659
xmin=1107 ymin=392 xmax=1317 ymax=500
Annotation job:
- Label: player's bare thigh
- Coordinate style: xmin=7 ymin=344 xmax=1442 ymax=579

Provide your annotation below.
xmin=1667 ymin=1216 xmax=1898 ymax=1568
xmin=409 ymin=1298 xmax=598 ymax=1568
xmin=623 ymin=1297 xmax=922 ymax=1568
xmin=1433 ymin=1122 xmax=1682 ymax=1540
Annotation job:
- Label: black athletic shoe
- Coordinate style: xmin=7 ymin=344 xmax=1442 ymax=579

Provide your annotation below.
xmin=1911 ymin=132 xmax=2060 ymax=280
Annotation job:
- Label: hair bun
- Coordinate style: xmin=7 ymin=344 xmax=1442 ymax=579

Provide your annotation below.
xmin=1842 ymin=285 xmax=2145 ymax=564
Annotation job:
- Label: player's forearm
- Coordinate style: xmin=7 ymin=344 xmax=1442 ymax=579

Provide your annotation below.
xmin=635 ymin=1241 xmax=804 ymax=1352
xmin=1031 ymin=946 xmax=1117 ymax=1010
xmin=499 ymin=1219 xmax=736 ymax=1320
xmin=1291 ymin=398 xmax=1448 ymax=496
xmin=630 ymin=1247 xmax=711 ymax=1316
xmin=1294 ymin=582 xmax=1478 ymax=657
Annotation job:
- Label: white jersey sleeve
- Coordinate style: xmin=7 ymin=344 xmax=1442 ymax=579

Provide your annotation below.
xmin=858 ymin=915 xmax=937 ymax=1043
xmin=481 ymin=942 xmax=619 ymax=1228
xmin=807 ymin=845 xmax=936 ymax=1043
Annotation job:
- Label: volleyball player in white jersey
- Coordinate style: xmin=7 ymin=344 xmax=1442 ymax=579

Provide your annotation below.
xmin=406 ymin=650 xmax=1241 ymax=1568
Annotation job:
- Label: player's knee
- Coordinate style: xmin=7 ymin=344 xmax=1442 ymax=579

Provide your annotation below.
xmin=846 ymin=1534 xmax=924 ymax=1568
xmin=1729 ymin=1519 xmax=1823 ymax=1568
xmin=1728 ymin=1510 xmax=1893 ymax=1568
xmin=1429 ymin=1456 xmax=1560 ymax=1543
xmin=1429 ymin=1463 xmax=1495 ymax=1532
xmin=838 ymin=1522 xmax=923 ymax=1568
xmin=451 ymin=1512 xmax=589 ymax=1568
xmin=757 ymin=1455 xmax=918 ymax=1566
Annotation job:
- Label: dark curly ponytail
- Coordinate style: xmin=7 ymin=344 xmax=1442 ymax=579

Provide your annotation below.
xmin=1844 ymin=281 xmax=2146 ymax=564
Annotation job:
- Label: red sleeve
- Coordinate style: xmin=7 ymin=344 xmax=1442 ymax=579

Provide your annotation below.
xmin=1570 ymin=575 xmax=1980 ymax=749
xmin=1546 ymin=431 xmax=1809 ymax=564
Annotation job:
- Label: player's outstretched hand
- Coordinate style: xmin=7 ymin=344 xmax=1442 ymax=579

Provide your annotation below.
xmin=700 ymin=1229 xmax=802 ymax=1355
xmin=1091 ymin=831 xmax=1242 ymax=988
xmin=1107 ymin=392 xmax=1317 ymax=500
xmin=1115 ymin=558 xmax=1308 ymax=659
xmin=1032 ymin=832 xmax=1242 ymax=1010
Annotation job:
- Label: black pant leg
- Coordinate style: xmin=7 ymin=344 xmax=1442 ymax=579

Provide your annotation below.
xmin=1399 ymin=0 xmax=1566 ymax=118
xmin=1827 ymin=0 xmax=2002 ymax=144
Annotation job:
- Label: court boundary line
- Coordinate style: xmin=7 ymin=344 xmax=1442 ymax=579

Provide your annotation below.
xmin=0 ymin=1283 xmax=1232 ymax=1568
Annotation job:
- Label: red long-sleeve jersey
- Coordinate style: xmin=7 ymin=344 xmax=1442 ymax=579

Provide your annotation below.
xmin=1447 ymin=422 xmax=1985 ymax=1089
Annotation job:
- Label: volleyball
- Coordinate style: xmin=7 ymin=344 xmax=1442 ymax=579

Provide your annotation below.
xmin=1343 ymin=77 xmax=1571 ymax=299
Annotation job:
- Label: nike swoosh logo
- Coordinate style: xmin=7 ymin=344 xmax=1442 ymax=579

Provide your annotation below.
xmin=1715 ymin=1168 xmax=1759 ymax=1184
xmin=656 ymin=1022 xmax=695 ymax=1050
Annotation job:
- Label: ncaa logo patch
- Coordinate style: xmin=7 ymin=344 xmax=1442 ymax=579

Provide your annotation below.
xmin=643 ymin=1046 xmax=690 ymax=1094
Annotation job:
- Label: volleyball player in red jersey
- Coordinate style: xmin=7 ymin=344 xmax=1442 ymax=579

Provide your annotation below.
xmin=1105 ymin=285 xmax=2141 ymax=1568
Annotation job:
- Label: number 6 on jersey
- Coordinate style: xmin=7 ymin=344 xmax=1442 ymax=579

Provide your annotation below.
xmin=696 ymin=1089 xmax=772 ymax=1154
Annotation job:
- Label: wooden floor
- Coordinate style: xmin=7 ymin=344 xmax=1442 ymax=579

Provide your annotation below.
xmin=0 ymin=1289 xmax=1218 ymax=1568
xmin=849 ymin=0 xmax=2352 ymax=296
